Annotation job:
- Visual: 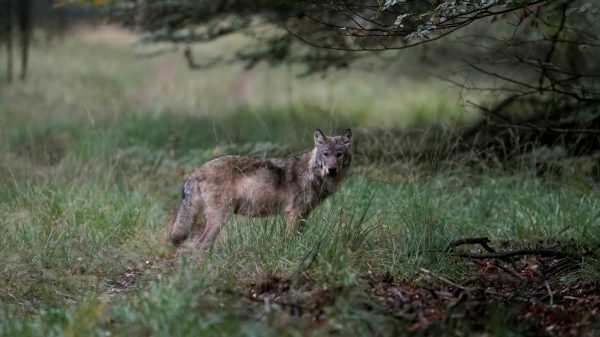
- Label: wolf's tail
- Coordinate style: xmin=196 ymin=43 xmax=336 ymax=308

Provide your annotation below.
xmin=169 ymin=177 xmax=202 ymax=246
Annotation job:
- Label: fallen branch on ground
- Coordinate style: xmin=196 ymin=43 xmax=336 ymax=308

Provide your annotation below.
xmin=454 ymin=249 xmax=579 ymax=260
xmin=445 ymin=237 xmax=596 ymax=261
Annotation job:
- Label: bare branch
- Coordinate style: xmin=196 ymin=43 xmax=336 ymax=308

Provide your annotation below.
xmin=455 ymin=249 xmax=579 ymax=260
xmin=445 ymin=237 xmax=496 ymax=253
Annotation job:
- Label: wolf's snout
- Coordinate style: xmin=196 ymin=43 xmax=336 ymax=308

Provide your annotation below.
xmin=327 ymin=167 xmax=338 ymax=176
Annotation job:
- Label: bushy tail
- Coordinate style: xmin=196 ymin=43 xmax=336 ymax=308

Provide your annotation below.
xmin=169 ymin=178 xmax=202 ymax=246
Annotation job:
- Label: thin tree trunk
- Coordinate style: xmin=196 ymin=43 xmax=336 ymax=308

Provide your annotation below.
xmin=6 ymin=20 xmax=11 ymax=83
xmin=0 ymin=0 xmax=14 ymax=83
xmin=17 ymin=0 xmax=31 ymax=81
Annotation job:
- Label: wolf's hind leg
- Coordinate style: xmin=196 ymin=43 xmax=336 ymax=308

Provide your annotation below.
xmin=170 ymin=179 xmax=202 ymax=246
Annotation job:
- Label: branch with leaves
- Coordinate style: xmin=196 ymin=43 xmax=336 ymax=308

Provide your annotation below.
xmin=78 ymin=0 xmax=564 ymax=68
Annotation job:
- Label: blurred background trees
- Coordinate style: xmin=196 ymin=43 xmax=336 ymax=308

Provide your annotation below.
xmin=0 ymin=0 xmax=32 ymax=82
xmin=0 ymin=0 xmax=100 ymax=82
xmin=100 ymin=0 xmax=600 ymax=158
xmin=3 ymin=0 xmax=598 ymax=162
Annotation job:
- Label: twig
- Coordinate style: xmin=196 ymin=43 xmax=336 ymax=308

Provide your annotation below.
xmin=544 ymin=281 xmax=554 ymax=306
xmin=455 ymin=249 xmax=578 ymax=260
xmin=220 ymin=288 xmax=307 ymax=316
xmin=487 ymin=121 xmax=600 ymax=135
xmin=459 ymin=276 xmax=483 ymax=287
xmin=445 ymin=237 xmax=496 ymax=253
xmin=419 ymin=268 xmax=472 ymax=293
xmin=183 ymin=46 xmax=221 ymax=70
xmin=493 ymin=261 xmax=525 ymax=281
xmin=538 ymin=3 xmax=567 ymax=89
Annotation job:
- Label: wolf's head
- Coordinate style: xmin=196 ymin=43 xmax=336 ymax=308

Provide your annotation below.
xmin=313 ymin=128 xmax=352 ymax=178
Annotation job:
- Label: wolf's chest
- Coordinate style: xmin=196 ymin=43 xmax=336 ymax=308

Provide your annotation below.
xmin=298 ymin=178 xmax=337 ymax=208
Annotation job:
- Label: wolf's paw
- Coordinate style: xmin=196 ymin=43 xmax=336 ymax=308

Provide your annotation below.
xmin=170 ymin=233 xmax=188 ymax=247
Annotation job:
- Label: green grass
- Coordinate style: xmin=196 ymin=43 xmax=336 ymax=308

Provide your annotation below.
xmin=0 ymin=26 xmax=598 ymax=337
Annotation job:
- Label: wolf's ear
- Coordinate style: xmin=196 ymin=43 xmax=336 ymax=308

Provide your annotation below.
xmin=314 ymin=128 xmax=326 ymax=145
xmin=342 ymin=128 xmax=352 ymax=146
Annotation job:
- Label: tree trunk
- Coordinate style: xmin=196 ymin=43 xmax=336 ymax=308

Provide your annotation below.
xmin=17 ymin=0 xmax=31 ymax=81
xmin=0 ymin=0 xmax=13 ymax=83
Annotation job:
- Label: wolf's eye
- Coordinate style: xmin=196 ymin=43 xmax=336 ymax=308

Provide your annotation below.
xmin=323 ymin=151 xmax=330 ymax=156
xmin=336 ymin=152 xmax=343 ymax=158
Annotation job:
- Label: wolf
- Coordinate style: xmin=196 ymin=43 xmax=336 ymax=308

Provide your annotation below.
xmin=169 ymin=128 xmax=353 ymax=249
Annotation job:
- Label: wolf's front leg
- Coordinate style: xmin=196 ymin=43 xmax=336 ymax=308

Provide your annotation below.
xmin=285 ymin=210 xmax=308 ymax=237
xmin=196 ymin=208 xmax=231 ymax=250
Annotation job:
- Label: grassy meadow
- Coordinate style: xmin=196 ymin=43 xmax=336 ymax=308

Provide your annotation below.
xmin=1 ymin=26 xmax=599 ymax=337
